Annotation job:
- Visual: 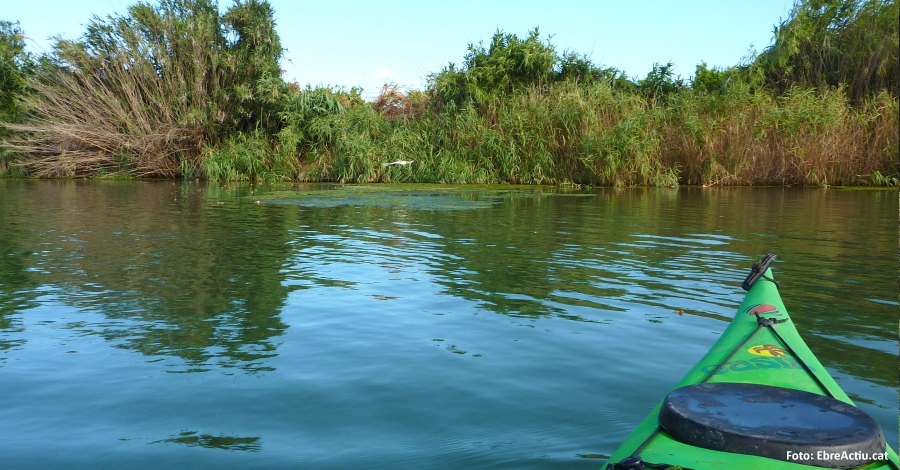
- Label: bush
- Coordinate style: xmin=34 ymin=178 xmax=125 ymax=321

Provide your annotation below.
xmin=3 ymin=0 xmax=282 ymax=177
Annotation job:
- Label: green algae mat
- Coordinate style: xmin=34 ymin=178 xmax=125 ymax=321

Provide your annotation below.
xmin=247 ymin=183 xmax=593 ymax=210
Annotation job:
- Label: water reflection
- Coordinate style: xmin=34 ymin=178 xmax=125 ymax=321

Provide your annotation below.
xmin=0 ymin=181 xmax=895 ymax=468
xmin=0 ymin=186 xmax=41 ymax=354
xmin=0 ymin=180 xmax=293 ymax=372
xmin=267 ymin=185 xmax=896 ymax=389
xmin=0 ymin=182 xmax=896 ymax=383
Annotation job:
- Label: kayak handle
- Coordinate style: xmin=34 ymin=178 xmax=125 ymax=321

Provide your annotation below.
xmin=755 ymin=313 xmax=787 ymax=327
xmin=742 ymin=253 xmax=777 ymax=291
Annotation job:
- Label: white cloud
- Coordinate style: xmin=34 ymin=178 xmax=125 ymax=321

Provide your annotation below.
xmin=374 ymin=68 xmax=392 ymax=78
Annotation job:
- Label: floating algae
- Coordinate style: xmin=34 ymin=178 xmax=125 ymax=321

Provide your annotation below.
xmin=247 ymin=184 xmax=590 ymax=211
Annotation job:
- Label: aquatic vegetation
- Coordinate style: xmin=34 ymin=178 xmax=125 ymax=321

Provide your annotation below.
xmin=248 ymin=184 xmax=574 ymax=211
xmin=0 ymin=0 xmax=896 ymax=186
xmin=660 ymin=84 xmax=897 ymax=185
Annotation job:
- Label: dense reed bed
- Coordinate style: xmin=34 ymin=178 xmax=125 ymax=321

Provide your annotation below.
xmin=1 ymin=0 xmax=282 ymax=178
xmin=1 ymin=0 xmax=897 ymax=186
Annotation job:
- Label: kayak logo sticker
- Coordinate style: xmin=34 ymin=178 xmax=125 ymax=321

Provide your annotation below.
xmin=744 ymin=303 xmax=782 ymax=316
xmin=748 ymin=344 xmax=787 ymax=357
xmin=700 ymin=356 xmax=812 ymax=375
xmin=700 ymin=347 xmax=815 ymax=375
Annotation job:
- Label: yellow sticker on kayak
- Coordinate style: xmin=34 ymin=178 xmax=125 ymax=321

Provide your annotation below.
xmin=748 ymin=344 xmax=788 ymax=357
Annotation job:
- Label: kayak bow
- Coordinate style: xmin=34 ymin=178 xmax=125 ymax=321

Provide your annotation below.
xmin=604 ymin=254 xmax=899 ymax=470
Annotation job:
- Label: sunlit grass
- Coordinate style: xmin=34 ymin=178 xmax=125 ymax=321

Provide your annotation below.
xmin=1 ymin=0 xmax=896 ymax=186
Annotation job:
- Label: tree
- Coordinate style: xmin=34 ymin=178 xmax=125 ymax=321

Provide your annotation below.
xmin=753 ymin=0 xmax=898 ymax=102
xmin=0 ymin=20 xmax=32 ymax=127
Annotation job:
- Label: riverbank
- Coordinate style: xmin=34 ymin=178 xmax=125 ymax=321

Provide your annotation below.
xmin=199 ymin=81 xmax=897 ymax=187
xmin=1 ymin=0 xmax=897 ymax=186
xmin=3 ymin=81 xmax=896 ymax=187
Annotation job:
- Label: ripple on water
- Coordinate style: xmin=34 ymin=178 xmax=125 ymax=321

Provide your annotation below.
xmin=0 ymin=182 xmax=896 ymax=469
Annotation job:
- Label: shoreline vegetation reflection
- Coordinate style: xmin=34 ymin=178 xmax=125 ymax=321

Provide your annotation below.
xmin=0 ymin=181 xmax=895 ymax=385
xmin=0 ymin=180 xmax=896 ymax=467
xmin=0 ymin=0 xmax=897 ymax=187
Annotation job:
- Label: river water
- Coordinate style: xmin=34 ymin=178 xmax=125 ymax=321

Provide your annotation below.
xmin=0 ymin=180 xmax=896 ymax=469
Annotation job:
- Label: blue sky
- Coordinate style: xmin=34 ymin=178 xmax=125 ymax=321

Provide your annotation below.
xmin=6 ymin=0 xmax=793 ymax=98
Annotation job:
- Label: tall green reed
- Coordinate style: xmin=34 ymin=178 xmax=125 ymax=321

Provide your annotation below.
xmin=1 ymin=0 xmax=895 ymax=186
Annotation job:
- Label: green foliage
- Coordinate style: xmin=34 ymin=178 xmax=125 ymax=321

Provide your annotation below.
xmin=660 ymin=82 xmax=897 ymax=186
xmin=639 ymin=62 xmax=685 ymax=101
xmin=0 ymin=20 xmax=34 ymax=175
xmin=221 ymin=0 xmax=283 ymax=131
xmin=752 ymin=0 xmax=898 ymax=103
xmin=277 ymin=79 xmax=680 ymax=187
xmin=4 ymin=0 xmax=284 ymax=177
xmin=755 ymin=86 xmax=846 ymax=138
xmin=202 ymin=129 xmax=296 ymax=181
xmin=557 ymin=51 xmax=630 ymax=87
xmin=692 ymin=62 xmax=735 ymax=94
xmin=65 ymin=0 xmax=282 ymax=133
xmin=0 ymin=20 xmax=31 ymax=125
xmin=207 ymin=77 xmax=393 ymax=182
xmin=867 ymin=170 xmax=899 ymax=187
xmin=430 ymin=29 xmax=556 ymax=108
xmin=3 ymin=0 xmax=897 ymax=186
xmin=429 ymin=29 xmax=629 ymax=109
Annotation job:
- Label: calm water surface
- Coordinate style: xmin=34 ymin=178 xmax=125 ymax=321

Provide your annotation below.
xmin=0 ymin=180 xmax=896 ymax=469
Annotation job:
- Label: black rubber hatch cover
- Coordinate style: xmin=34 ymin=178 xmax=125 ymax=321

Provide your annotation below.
xmin=658 ymin=382 xmax=886 ymax=468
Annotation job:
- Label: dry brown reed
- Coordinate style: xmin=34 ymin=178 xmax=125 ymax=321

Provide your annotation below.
xmin=661 ymin=87 xmax=897 ymax=186
xmin=371 ymin=83 xmax=427 ymax=121
xmin=2 ymin=0 xmax=282 ymax=178
xmin=5 ymin=57 xmax=208 ymax=177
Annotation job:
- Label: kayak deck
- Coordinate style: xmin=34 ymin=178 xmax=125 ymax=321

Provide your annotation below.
xmin=604 ymin=258 xmax=899 ymax=470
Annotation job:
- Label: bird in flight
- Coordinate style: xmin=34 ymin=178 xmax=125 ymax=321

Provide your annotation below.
xmin=382 ymin=160 xmax=415 ymax=167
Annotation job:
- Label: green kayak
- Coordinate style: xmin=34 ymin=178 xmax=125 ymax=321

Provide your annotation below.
xmin=604 ymin=254 xmax=899 ymax=470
